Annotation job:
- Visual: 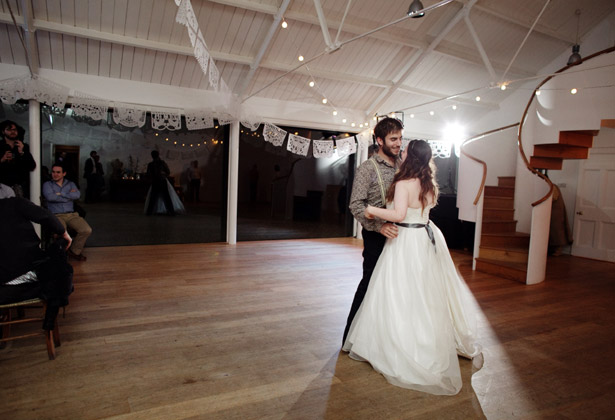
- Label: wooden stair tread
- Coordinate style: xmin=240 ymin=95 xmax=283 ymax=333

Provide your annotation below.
xmin=530 ymin=156 xmax=563 ymax=170
xmin=482 ymin=232 xmax=529 ymax=238
xmin=475 ymin=257 xmax=527 ymax=272
xmin=480 ymin=244 xmax=528 ymax=253
xmin=533 ymin=144 xmax=589 ymax=159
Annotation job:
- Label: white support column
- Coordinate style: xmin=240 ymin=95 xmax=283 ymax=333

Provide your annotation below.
xmin=28 ymin=99 xmax=41 ymax=205
xmin=28 ymin=99 xmax=41 ymax=237
xmin=226 ymin=121 xmax=240 ymax=244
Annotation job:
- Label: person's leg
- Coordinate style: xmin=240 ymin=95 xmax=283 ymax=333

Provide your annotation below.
xmin=65 ymin=213 xmax=92 ymax=256
xmin=194 ymin=180 xmax=200 ymax=202
xmin=342 ymin=229 xmax=386 ymax=345
xmin=85 ymin=176 xmax=93 ymax=203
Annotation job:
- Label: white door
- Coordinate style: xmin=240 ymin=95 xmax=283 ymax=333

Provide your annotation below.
xmin=572 ymin=130 xmax=615 ymax=262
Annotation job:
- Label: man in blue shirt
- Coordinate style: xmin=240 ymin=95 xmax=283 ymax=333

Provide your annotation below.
xmin=42 ymin=163 xmax=92 ymax=261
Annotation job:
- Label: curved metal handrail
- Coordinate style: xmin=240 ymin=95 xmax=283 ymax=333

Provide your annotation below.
xmin=460 ymin=123 xmax=520 ymax=205
xmin=518 ymin=46 xmax=615 ymax=207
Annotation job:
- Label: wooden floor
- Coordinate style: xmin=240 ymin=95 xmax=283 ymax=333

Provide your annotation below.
xmin=1 ymin=239 xmax=614 ymax=419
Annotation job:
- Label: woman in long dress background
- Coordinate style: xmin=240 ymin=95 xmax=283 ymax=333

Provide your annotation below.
xmin=342 ymin=139 xmax=481 ymax=395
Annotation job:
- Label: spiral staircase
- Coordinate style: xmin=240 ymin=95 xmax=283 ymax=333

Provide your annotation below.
xmin=474 ymin=125 xmax=607 ymax=283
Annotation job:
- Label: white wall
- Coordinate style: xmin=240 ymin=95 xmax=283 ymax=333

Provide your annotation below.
xmin=457 ymin=127 xmax=518 ymax=222
xmin=515 ymin=51 xmax=615 ymax=233
xmin=456 ymin=11 xmax=615 ymax=230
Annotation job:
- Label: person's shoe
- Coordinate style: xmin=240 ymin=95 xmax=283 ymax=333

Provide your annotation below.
xmin=68 ymin=250 xmax=87 ymax=261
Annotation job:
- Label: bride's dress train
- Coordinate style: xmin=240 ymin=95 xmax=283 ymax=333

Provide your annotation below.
xmin=143 ymin=179 xmax=185 ymax=215
xmin=343 ymin=206 xmax=481 ymax=395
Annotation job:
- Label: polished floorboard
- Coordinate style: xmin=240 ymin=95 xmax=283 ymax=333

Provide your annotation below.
xmin=1 ymin=239 xmax=613 ymax=419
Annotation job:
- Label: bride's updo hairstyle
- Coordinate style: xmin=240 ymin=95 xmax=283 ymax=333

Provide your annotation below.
xmin=386 ymin=139 xmax=439 ymax=211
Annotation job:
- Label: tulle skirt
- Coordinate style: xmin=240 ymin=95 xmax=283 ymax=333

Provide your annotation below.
xmin=143 ymin=179 xmax=185 ymax=215
xmin=343 ymin=221 xmax=481 ymax=395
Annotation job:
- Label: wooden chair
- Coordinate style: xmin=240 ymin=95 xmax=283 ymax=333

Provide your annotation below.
xmin=0 ymin=298 xmax=61 ymax=360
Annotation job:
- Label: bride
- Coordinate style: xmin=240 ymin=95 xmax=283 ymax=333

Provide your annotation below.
xmin=342 ymin=139 xmax=481 ymax=395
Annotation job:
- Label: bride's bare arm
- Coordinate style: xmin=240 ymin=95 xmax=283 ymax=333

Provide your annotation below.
xmin=365 ymin=182 xmax=410 ymax=223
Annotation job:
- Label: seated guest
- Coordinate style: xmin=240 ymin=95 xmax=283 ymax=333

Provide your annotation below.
xmin=0 ymin=197 xmax=72 ymax=307
xmin=42 ymin=163 xmax=92 ymax=261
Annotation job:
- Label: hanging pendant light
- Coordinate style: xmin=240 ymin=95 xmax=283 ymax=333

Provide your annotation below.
xmin=407 ymin=0 xmax=425 ymax=18
xmin=567 ymin=45 xmax=581 ymax=65
xmin=567 ymin=10 xmax=582 ymax=66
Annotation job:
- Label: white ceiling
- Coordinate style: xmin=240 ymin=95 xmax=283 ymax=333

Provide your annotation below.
xmin=0 ymin=0 xmax=614 ymax=133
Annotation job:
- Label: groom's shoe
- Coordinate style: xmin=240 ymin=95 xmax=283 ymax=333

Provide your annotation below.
xmin=68 ymin=250 xmax=87 ymax=261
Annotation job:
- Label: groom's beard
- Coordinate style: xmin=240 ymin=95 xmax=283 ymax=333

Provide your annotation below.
xmin=381 ymin=142 xmax=400 ymax=160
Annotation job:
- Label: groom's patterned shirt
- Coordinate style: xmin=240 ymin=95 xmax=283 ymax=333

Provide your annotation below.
xmin=349 ymin=153 xmax=397 ymax=232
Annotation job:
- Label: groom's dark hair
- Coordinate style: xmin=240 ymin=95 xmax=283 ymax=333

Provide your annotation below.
xmin=373 ymin=117 xmax=403 ymax=142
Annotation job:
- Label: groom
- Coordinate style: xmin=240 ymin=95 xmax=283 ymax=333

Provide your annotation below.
xmin=343 ymin=117 xmax=403 ymax=345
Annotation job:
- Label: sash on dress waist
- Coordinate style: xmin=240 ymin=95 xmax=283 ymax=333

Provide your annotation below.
xmin=394 ymin=221 xmax=436 ymax=250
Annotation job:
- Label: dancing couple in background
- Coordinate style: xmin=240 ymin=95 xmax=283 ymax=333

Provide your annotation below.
xmin=344 ymin=117 xmax=481 ymax=395
xmin=145 ymin=150 xmax=184 ymax=216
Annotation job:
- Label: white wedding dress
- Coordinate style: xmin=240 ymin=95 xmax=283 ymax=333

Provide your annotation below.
xmin=343 ymin=205 xmax=481 ymax=395
xmin=143 ymin=179 xmax=185 ymax=215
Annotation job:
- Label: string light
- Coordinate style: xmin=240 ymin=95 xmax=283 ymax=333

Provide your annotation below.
xmin=452 ymin=105 xmax=457 ymax=110
xmin=342 ymin=118 xmax=347 ymax=123
xmin=475 ymin=96 xmax=481 ymax=101
xmin=536 ymin=90 xmax=541 ymax=96
xmin=322 ymin=98 xmax=327 ymax=104
xmin=571 ymin=88 xmax=578 ymax=94
xmin=333 ymin=110 xmax=337 ymax=115
xmin=281 ymin=19 xmax=288 ymax=29
xmin=429 ymin=111 xmax=434 ymax=116
xmin=309 ymin=80 xmax=315 ymax=87
xmin=298 ymin=55 xmax=304 ymax=61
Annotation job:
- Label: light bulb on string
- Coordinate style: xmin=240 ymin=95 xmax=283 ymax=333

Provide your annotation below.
xmin=309 ymin=81 xmax=315 ymax=87
xmin=298 ymin=55 xmax=304 ymax=62
xmin=281 ymin=19 xmax=288 ymax=29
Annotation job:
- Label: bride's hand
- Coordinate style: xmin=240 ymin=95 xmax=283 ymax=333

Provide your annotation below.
xmin=365 ymin=205 xmax=374 ymax=219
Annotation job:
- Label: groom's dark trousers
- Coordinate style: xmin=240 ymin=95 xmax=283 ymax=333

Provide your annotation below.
xmin=343 ymin=228 xmax=387 ymax=344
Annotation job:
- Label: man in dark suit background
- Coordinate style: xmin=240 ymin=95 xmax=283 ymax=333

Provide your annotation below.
xmin=83 ymin=150 xmax=104 ymax=203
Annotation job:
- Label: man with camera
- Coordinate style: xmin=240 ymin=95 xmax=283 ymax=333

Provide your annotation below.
xmin=0 ymin=120 xmax=36 ymax=199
